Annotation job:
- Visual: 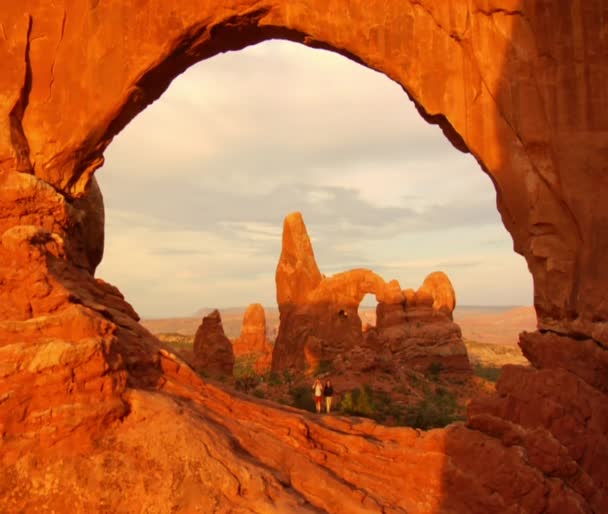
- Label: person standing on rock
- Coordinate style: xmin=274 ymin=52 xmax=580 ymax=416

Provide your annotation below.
xmin=324 ymin=379 xmax=334 ymax=414
xmin=312 ymin=378 xmax=323 ymax=413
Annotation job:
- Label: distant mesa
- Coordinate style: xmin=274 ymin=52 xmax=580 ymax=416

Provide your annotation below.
xmin=272 ymin=212 xmax=471 ymax=375
xmin=193 ymin=309 xmax=235 ymax=377
xmin=233 ymin=303 xmax=273 ymax=374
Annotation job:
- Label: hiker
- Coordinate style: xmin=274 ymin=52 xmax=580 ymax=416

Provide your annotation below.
xmin=324 ymin=379 xmax=334 ymax=413
xmin=312 ymin=378 xmax=323 ymax=413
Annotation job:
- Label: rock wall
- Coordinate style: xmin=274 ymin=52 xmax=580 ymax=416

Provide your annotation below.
xmin=193 ymin=310 xmax=235 ymax=377
xmin=1 ymin=1 xmax=607 ymax=512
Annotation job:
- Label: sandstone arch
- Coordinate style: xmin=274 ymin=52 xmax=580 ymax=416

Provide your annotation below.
xmin=1 ymin=2 xmax=607 ymax=512
xmin=1 ymin=1 xmax=604 ymax=339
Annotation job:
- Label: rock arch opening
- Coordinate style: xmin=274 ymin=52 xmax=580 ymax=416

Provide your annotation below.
xmin=96 ymin=40 xmax=532 ymax=385
xmin=359 ymin=294 xmax=377 ymax=331
xmin=97 ymin=40 xmax=530 ymax=320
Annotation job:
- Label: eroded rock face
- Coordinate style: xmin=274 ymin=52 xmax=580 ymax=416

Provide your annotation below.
xmin=233 ymin=303 xmax=273 ymax=374
xmin=193 ymin=310 xmax=234 ymax=376
xmin=273 ymin=213 xmax=470 ymax=375
xmin=1 ymin=2 xmax=607 ymax=513
xmin=363 ymin=273 xmax=470 ymax=375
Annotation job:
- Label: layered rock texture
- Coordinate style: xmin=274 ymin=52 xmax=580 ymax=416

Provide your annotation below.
xmin=273 ymin=213 xmax=470 ymax=375
xmin=192 ymin=310 xmax=235 ymax=377
xmin=363 ymin=272 xmax=471 ymax=374
xmin=1 ymin=2 xmax=607 ymax=513
xmin=233 ymin=303 xmax=273 ymax=373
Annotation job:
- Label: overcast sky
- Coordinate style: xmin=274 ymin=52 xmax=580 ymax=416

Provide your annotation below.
xmin=95 ymin=41 xmax=533 ymax=318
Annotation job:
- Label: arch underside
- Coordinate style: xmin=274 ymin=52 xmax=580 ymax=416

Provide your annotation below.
xmin=0 ymin=1 xmax=607 ymax=512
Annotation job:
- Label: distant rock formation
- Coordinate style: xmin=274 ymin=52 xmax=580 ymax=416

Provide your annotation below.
xmin=363 ymin=272 xmax=471 ymax=374
xmin=193 ymin=310 xmax=234 ymax=376
xmin=233 ymin=303 xmax=273 ymax=374
xmin=272 ymin=212 xmax=470 ymax=375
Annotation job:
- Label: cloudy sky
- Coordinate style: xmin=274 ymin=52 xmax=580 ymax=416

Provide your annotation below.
xmin=95 ymin=41 xmax=532 ymax=318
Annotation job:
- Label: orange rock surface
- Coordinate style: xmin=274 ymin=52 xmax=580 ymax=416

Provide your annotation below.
xmin=363 ymin=272 xmax=471 ymax=375
xmin=192 ymin=309 xmax=235 ymax=377
xmin=233 ymin=303 xmax=273 ymax=374
xmin=1 ymin=1 xmax=607 ymax=512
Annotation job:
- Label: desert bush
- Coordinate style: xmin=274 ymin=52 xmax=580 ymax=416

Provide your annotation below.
xmin=235 ymin=373 xmax=261 ymax=393
xmin=340 ymin=385 xmax=375 ymax=418
xmin=340 ymin=391 xmax=354 ymax=413
xmin=265 ymin=371 xmax=283 ymax=386
xmin=474 ymin=363 xmax=502 ymax=382
xmin=404 ymin=387 xmax=463 ymax=429
xmin=426 ymin=361 xmax=444 ymax=381
xmin=234 ymin=355 xmax=257 ymax=378
xmin=252 ymin=388 xmax=266 ymax=399
xmin=289 ymin=385 xmax=316 ymax=412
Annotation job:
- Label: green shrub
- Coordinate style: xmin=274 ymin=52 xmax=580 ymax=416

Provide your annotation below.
xmin=265 ymin=371 xmax=283 ymax=386
xmin=234 ymin=355 xmax=257 ymax=378
xmin=252 ymin=388 xmax=266 ymax=399
xmin=426 ymin=361 xmax=444 ymax=381
xmin=474 ymin=363 xmax=502 ymax=382
xmin=235 ymin=373 xmax=261 ymax=393
xmin=404 ymin=387 xmax=463 ymax=429
xmin=340 ymin=385 xmax=376 ymax=418
xmin=340 ymin=391 xmax=354 ymax=413
xmin=289 ymin=385 xmax=316 ymax=412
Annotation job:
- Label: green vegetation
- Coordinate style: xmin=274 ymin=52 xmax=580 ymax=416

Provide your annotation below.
xmin=234 ymin=355 xmax=257 ymax=378
xmin=234 ymin=355 xmax=261 ymax=393
xmin=404 ymin=387 xmax=463 ymax=429
xmin=252 ymin=388 xmax=266 ymax=399
xmin=337 ymin=383 xmax=462 ymax=430
xmin=473 ymin=363 xmax=502 ymax=382
xmin=235 ymin=374 xmax=261 ymax=393
xmin=425 ymin=361 xmax=444 ymax=381
xmin=340 ymin=385 xmax=375 ymax=418
xmin=289 ymin=385 xmax=316 ymax=412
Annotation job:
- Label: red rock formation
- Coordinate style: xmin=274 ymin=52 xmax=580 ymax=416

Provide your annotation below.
xmin=366 ymin=272 xmax=470 ymax=375
xmin=193 ymin=310 xmax=235 ymax=377
xmin=0 ymin=2 xmax=607 ymax=513
xmin=233 ymin=303 xmax=273 ymax=374
xmin=273 ymin=214 xmax=469 ymax=375
xmin=417 ymin=271 xmax=456 ymax=319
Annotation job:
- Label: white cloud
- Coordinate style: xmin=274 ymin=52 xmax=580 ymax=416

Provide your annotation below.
xmin=96 ymin=40 xmax=532 ymax=317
